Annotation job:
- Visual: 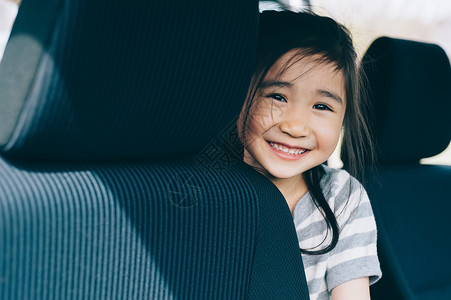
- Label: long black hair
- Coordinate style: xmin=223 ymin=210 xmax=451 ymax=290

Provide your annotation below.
xmin=239 ymin=11 xmax=373 ymax=255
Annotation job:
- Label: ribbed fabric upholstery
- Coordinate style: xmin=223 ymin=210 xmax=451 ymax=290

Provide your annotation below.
xmin=0 ymin=159 xmax=259 ymax=299
xmin=0 ymin=0 xmax=311 ymax=299
xmin=361 ymin=37 xmax=451 ymax=300
xmin=0 ymin=156 xmax=309 ymax=299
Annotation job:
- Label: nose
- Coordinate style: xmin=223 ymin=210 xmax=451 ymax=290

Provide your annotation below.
xmin=278 ymin=109 xmax=311 ymax=137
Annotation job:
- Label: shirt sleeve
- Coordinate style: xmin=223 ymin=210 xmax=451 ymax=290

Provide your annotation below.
xmin=325 ymin=177 xmax=382 ymax=292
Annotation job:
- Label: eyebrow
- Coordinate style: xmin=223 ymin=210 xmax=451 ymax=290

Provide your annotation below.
xmin=259 ymin=80 xmax=293 ymax=89
xmin=317 ymin=89 xmax=344 ymax=104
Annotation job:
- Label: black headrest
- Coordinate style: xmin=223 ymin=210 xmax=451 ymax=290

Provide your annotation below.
xmin=0 ymin=0 xmax=258 ymax=161
xmin=362 ymin=37 xmax=451 ymax=164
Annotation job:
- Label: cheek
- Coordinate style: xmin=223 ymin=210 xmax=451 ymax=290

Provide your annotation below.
xmin=237 ymin=101 xmax=262 ymax=144
xmin=318 ymin=120 xmax=343 ymax=152
xmin=244 ymin=114 xmax=264 ymax=146
xmin=244 ymin=102 xmax=276 ymax=140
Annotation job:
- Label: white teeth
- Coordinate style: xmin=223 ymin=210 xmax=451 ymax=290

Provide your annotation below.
xmin=269 ymin=141 xmax=307 ymax=155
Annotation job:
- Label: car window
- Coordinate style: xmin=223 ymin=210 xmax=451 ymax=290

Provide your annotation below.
xmin=0 ymin=0 xmax=19 ymax=61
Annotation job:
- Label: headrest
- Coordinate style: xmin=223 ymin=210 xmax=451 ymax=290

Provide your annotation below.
xmin=362 ymin=37 xmax=451 ymax=164
xmin=0 ymin=0 xmax=258 ymax=161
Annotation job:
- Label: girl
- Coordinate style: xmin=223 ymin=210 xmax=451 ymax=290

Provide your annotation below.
xmin=238 ymin=11 xmax=381 ymax=300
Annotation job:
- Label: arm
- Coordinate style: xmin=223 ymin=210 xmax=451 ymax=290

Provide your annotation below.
xmin=331 ymin=277 xmax=370 ymax=300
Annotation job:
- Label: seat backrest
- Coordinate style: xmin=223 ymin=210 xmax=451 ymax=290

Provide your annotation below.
xmin=362 ymin=37 xmax=451 ymax=300
xmin=0 ymin=0 xmax=310 ymax=299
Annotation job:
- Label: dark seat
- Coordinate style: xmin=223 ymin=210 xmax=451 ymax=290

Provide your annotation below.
xmin=0 ymin=0 xmax=310 ymax=299
xmin=361 ymin=37 xmax=451 ymax=300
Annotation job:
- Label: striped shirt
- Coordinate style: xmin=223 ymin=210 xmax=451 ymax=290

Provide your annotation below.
xmin=293 ymin=165 xmax=381 ymax=300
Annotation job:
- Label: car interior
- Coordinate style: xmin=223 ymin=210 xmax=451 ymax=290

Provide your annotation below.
xmin=362 ymin=36 xmax=451 ymax=300
xmin=1 ymin=0 xmax=450 ymax=299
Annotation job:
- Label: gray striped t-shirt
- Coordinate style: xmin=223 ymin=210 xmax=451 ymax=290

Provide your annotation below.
xmin=293 ymin=165 xmax=381 ymax=300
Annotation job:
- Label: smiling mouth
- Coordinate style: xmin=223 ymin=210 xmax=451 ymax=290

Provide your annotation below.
xmin=268 ymin=141 xmax=309 ymax=155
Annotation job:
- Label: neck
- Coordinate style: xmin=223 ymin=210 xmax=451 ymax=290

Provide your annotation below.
xmin=270 ymin=175 xmax=308 ymax=214
xmin=242 ymin=150 xmax=308 ymax=213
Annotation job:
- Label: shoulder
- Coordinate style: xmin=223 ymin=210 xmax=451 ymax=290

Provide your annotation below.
xmin=320 ymin=167 xmax=382 ymax=291
xmin=320 ymin=165 xmax=367 ymax=215
xmin=320 ymin=165 xmax=363 ymax=192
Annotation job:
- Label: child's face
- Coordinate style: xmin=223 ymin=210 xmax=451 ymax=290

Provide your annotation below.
xmin=240 ymin=52 xmax=346 ymax=182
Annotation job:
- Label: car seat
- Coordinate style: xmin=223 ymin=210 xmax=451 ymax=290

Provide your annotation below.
xmin=0 ymin=0 xmax=310 ymax=299
xmin=361 ymin=36 xmax=451 ymax=300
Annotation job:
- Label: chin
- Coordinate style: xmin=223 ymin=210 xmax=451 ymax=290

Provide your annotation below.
xmin=265 ymin=167 xmax=306 ymax=180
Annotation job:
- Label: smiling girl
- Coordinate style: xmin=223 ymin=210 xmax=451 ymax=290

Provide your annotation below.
xmin=238 ymin=11 xmax=381 ymax=300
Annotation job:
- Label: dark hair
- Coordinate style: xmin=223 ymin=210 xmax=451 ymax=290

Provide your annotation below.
xmin=239 ymin=11 xmax=373 ymax=255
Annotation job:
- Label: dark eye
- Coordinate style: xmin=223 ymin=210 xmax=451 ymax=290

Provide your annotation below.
xmin=313 ymin=103 xmax=332 ymax=111
xmin=268 ymin=93 xmax=287 ymax=103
